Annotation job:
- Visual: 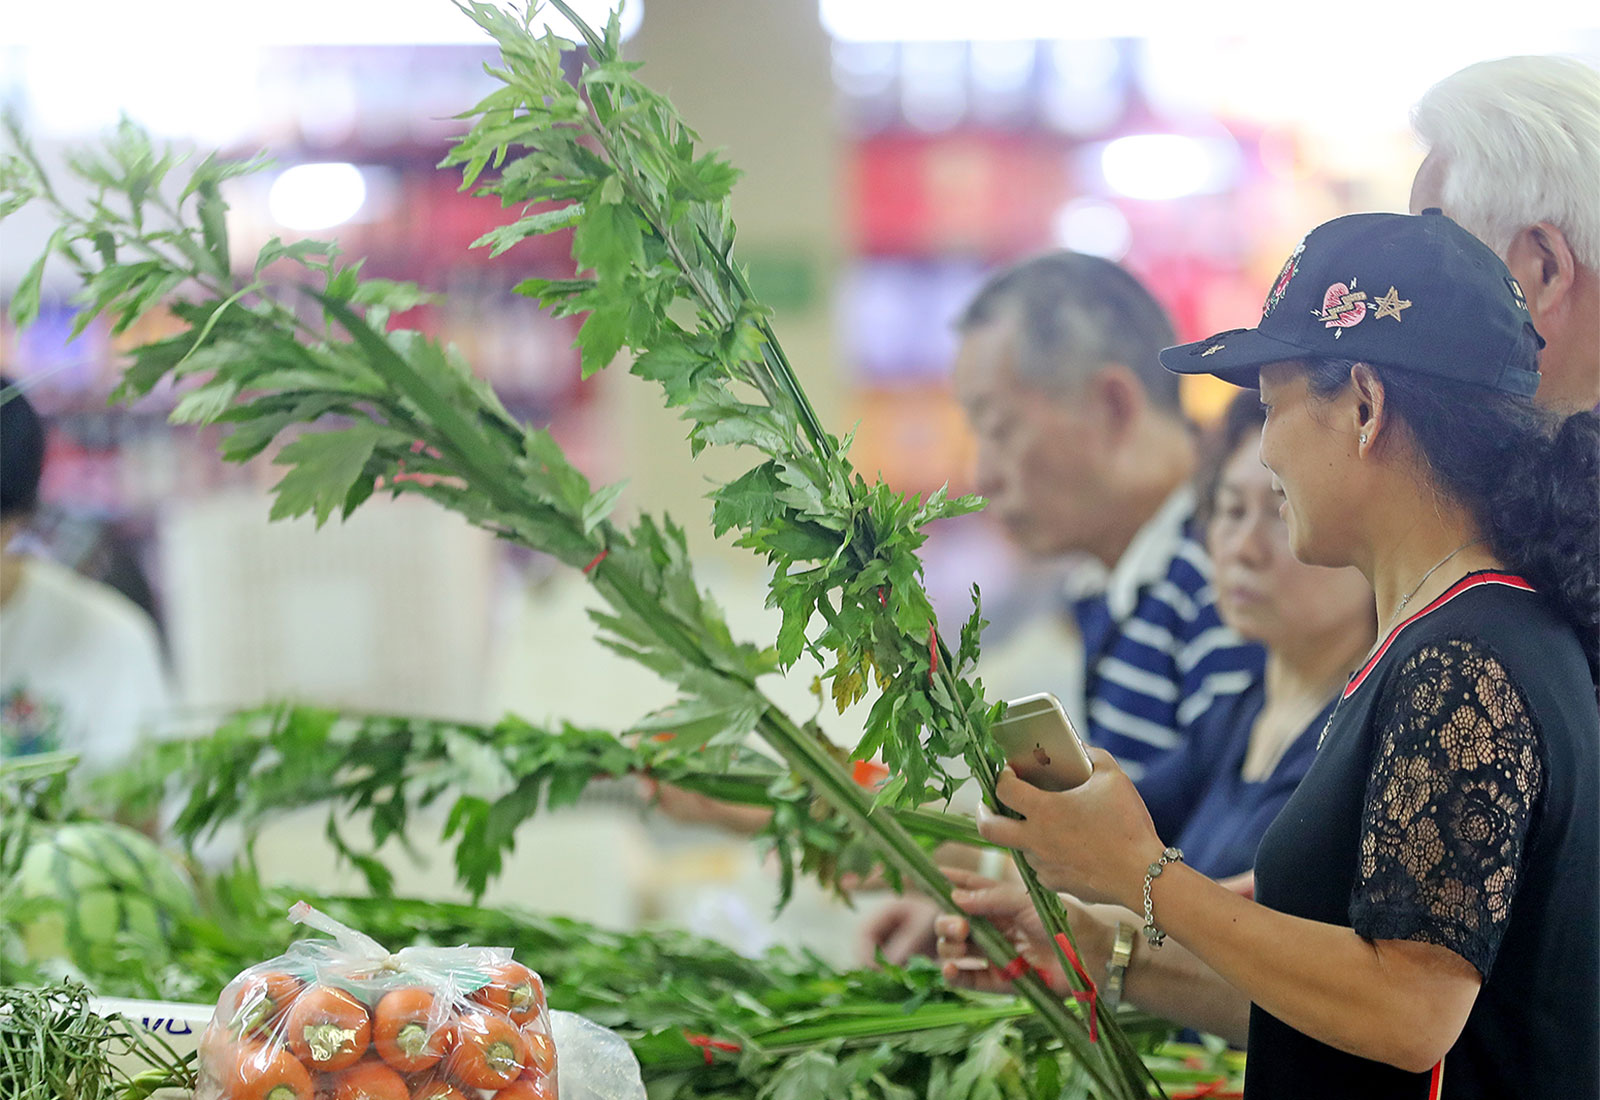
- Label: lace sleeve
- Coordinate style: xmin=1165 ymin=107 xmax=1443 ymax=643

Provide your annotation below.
xmin=1349 ymin=637 xmax=1544 ymax=976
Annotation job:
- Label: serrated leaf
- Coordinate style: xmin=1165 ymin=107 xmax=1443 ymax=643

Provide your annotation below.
xmin=581 ymin=479 xmax=627 ymax=534
xmin=572 ymin=198 xmax=643 ymax=281
xmin=575 ymin=299 xmax=628 ymax=377
xmin=169 ymin=380 xmax=239 ymax=425
xmin=350 ymin=278 xmax=437 ymax=313
xmin=711 ymin=462 xmax=785 ymax=537
xmin=9 ymin=227 xmax=63 ymax=330
xmin=268 ymin=424 xmax=382 ymax=527
xmin=469 ymin=203 xmax=584 ymax=257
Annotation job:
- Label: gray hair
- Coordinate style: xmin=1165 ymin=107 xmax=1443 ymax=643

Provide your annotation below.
xmin=956 ymin=251 xmax=1182 ymax=413
xmin=1412 ymin=56 xmax=1600 ymax=270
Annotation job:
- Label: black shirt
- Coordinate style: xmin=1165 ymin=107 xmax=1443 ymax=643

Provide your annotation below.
xmin=1248 ymin=573 xmax=1598 ymax=1099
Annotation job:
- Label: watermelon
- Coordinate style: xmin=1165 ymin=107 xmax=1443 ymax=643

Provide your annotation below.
xmin=15 ymin=820 xmax=198 ymax=973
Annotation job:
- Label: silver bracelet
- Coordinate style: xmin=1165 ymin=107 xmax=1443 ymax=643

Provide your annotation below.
xmin=1141 ymin=846 xmax=1184 ymax=948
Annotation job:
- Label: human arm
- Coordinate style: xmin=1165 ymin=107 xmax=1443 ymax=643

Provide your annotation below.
xmin=981 ymin=655 xmax=1540 ymax=1081
xmin=934 ymin=869 xmax=1253 ymax=1043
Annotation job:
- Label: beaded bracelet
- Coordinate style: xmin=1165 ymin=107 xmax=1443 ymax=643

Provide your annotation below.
xmin=1141 ymin=846 xmax=1184 ymax=948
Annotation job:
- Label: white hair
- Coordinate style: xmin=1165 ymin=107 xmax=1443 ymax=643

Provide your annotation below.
xmin=1412 ymin=55 xmax=1600 ymax=271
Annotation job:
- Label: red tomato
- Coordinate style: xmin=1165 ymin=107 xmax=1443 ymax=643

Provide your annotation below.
xmin=446 ymin=1010 xmax=529 ymax=1090
xmin=470 ymin=962 xmax=546 ymax=1026
xmin=408 ymin=1076 xmax=470 ymax=1100
xmin=282 ymin=985 xmax=371 ymax=1073
xmin=217 ymin=1041 xmax=314 ymax=1100
xmin=523 ymin=1029 xmax=556 ymax=1079
xmin=220 ymin=971 xmax=305 ymax=1038
xmin=495 ymin=1073 xmax=557 ymax=1100
xmin=371 ymin=987 xmax=445 ymax=1074
xmin=328 ymin=1059 xmax=409 ymax=1100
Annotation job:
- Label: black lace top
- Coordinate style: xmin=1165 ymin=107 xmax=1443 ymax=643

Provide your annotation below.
xmin=1349 ymin=637 xmax=1543 ymax=976
xmin=1247 ymin=573 xmax=1598 ymax=1100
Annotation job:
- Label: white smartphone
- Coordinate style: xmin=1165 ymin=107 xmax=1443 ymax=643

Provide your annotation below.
xmin=990 ymin=692 xmax=1094 ymax=792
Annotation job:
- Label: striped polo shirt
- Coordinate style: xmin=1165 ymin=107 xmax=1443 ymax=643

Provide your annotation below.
xmin=1069 ymin=488 xmax=1264 ymax=776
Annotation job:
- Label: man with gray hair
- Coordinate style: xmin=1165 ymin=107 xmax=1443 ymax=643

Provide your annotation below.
xmin=1410 ymin=55 xmax=1600 ymax=412
xmin=953 ymin=251 xmax=1261 ymax=773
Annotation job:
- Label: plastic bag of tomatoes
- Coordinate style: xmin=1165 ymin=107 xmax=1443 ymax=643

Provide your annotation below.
xmin=197 ymin=902 xmax=563 ymax=1100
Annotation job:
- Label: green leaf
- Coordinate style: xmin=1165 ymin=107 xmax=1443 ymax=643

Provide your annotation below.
xmin=574 ymin=298 xmax=628 ymax=377
xmin=9 ymin=227 xmax=62 ymax=330
xmin=760 ymin=1049 xmax=840 ymax=1100
xmin=196 ymin=180 xmax=231 ymax=277
xmin=711 ymin=463 xmax=785 ymax=537
xmin=581 ymin=479 xmax=627 ymax=534
xmin=350 ymin=278 xmax=437 ymax=313
xmin=470 ymin=203 xmax=584 ymax=257
xmin=631 ymin=340 xmax=717 ymax=408
xmin=572 ymin=199 xmax=643 ymax=281
xmin=268 ymin=424 xmax=383 ymax=527
xmin=169 ymin=380 xmax=240 ymax=425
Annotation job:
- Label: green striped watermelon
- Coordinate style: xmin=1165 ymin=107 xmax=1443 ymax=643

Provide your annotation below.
xmin=15 ymin=820 xmax=198 ymax=973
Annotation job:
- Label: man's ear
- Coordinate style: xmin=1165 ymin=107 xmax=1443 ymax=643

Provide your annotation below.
xmin=1091 ymin=363 xmax=1146 ymax=445
xmin=1348 ymin=362 xmax=1387 ymax=452
xmin=1504 ymin=222 xmax=1577 ymax=322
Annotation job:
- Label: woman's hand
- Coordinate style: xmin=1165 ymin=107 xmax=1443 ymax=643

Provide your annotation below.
xmin=934 ymin=868 xmax=1073 ymax=996
xmin=976 ymin=750 xmax=1163 ymax=909
xmin=858 ymin=894 xmax=943 ymax=966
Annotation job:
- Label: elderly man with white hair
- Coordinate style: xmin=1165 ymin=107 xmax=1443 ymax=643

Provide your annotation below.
xmin=1409 ymin=55 xmax=1600 ymax=412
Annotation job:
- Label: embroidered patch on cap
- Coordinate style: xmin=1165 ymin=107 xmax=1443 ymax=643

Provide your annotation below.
xmin=1315 ymin=278 xmax=1367 ymax=336
xmin=1506 ymin=277 xmax=1529 ymax=310
xmin=1261 ymin=240 xmax=1304 ymax=319
xmin=1371 ymin=285 xmax=1411 ymax=322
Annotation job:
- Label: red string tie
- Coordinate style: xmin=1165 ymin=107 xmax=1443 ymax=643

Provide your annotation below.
xmin=997 ymin=934 xmax=1100 ymax=1043
xmin=927 ymin=623 xmax=939 ymax=685
xmin=1052 ymin=932 xmax=1099 ymax=1043
xmin=582 ymin=548 xmax=609 ymax=574
xmin=877 ymin=586 xmax=887 ymax=607
xmin=684 ymin=1032 xmax=741 ymax=1065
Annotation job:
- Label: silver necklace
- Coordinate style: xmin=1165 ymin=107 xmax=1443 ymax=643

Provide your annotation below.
xmin=1387 ymin=539 xmax=1482 ymax=631
xmin=1317 ymin=538 xmax=1483 ymax=749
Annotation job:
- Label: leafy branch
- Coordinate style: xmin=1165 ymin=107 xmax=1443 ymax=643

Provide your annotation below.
xmin=1 ymin=4 xmax=1159 ymax=1092
xmin=106 ymin=704 xmax=987 ymax=905
xmin=449 ymin=3 xmax=1151 ymax=1088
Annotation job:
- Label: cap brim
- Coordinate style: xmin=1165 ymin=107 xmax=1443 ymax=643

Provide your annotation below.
xmin=1159 ymin=328 xmax=1315 ymax=389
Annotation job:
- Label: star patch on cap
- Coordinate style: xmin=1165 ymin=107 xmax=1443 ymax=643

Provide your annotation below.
xmin=1371 ymin=286 xmax=1411 ymax=322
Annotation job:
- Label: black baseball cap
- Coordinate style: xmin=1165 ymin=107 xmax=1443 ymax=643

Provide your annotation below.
xmin=1159 ymin=210 xmax=1543 ymax=395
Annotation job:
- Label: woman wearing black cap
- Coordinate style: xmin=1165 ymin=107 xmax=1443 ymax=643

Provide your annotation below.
xmin=935 ymin=211 xmax=1598 ymax=1099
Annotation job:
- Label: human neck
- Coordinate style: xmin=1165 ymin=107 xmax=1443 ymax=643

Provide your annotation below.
xmin=1263 ymin=616 xmax=1373 ymax=710
xmin=1366 ymin=516 xmax=1500 ymax=639
xmin=1089 ymin=419 xmax=1195 ymax=567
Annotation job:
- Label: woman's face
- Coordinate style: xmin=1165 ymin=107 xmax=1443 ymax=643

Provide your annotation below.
xmin=1208 ymin=433 xmax=1374 ymax=651
xmin=1257 ymin=362 xmax=1365 ymax=569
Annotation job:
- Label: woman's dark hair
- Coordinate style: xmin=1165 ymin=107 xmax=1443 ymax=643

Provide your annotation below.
xmin=1301 ymin=334 xmax=1600 ymax=676
xmin=1 ymin=376 xmax=46 ymax=520
xmin=1194 ymin=390 xmax=1267 ymax=531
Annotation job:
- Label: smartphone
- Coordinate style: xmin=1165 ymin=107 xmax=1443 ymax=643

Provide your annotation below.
xmin=990 ymin=692 xmax=1094 ymax=792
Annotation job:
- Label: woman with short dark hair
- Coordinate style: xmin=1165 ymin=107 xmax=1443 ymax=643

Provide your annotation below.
xmin=938 ymin=210 xmax=1598 ymax=1099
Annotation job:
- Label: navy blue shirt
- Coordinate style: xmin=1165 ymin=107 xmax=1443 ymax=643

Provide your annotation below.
xmin=1135 ymin=681 xmax=1328 ymax=881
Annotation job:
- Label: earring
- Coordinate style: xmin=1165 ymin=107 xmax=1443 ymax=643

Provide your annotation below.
xmin=1359 ymin=433 xmax=1368 ymax=445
